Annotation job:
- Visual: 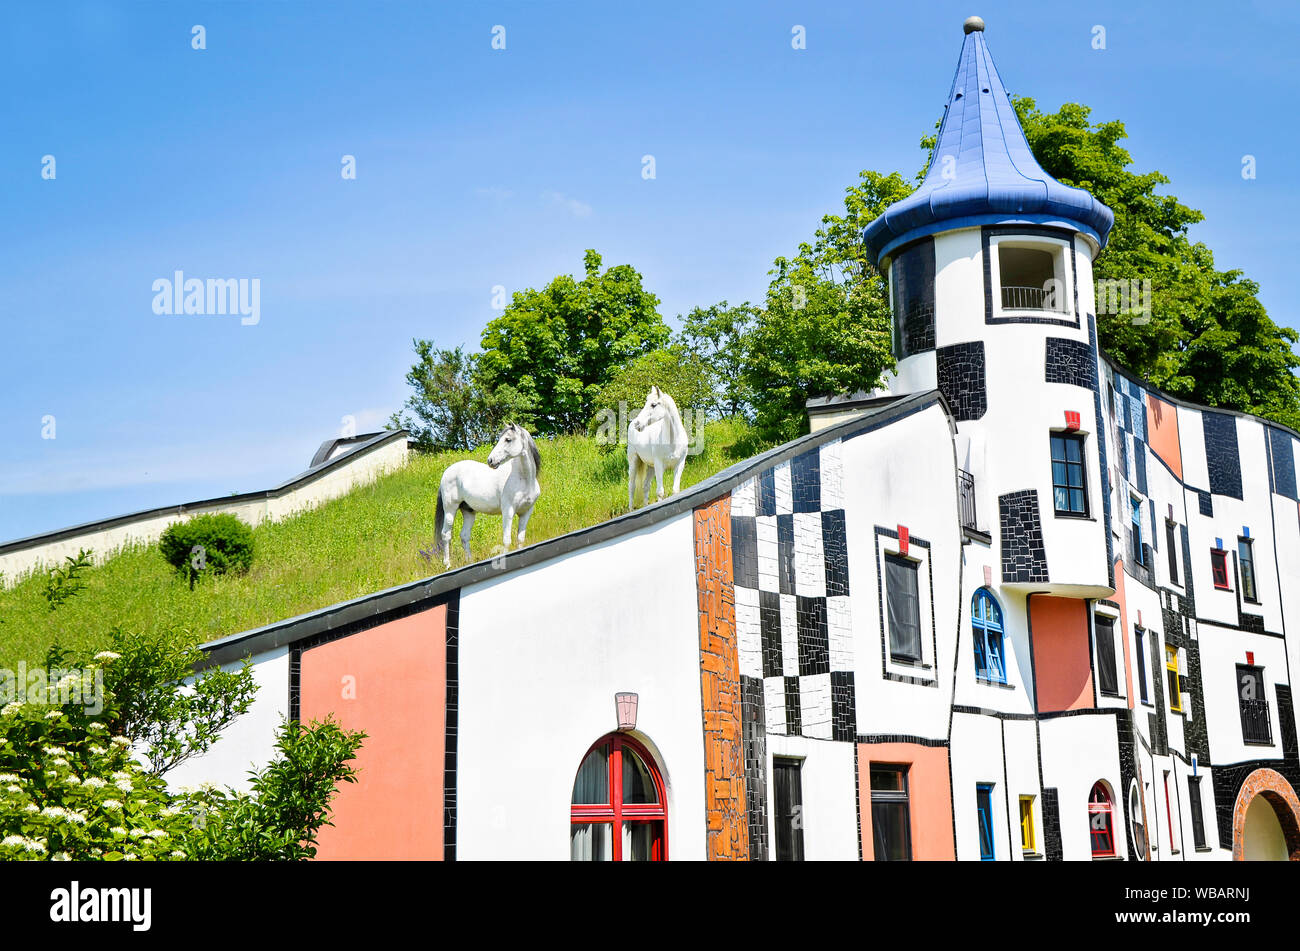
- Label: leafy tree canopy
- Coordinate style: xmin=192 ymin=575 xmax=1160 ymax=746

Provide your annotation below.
xmin=476 ymin=250 xmax=672 ymax=436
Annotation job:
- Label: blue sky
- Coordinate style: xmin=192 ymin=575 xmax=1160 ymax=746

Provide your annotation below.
xmin=2 ymin=0 xmax=1296 ymax=542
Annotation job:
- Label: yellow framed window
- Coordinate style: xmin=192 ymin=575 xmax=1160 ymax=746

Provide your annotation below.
xmin=1166 ymin=646 xmax=1183 ymax=712
xmin=1019 ymin=796 xmax=1036 ymax=852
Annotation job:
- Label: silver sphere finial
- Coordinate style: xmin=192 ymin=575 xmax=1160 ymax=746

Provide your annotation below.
xmin=964 ymin=16 xmax=985 ymax=34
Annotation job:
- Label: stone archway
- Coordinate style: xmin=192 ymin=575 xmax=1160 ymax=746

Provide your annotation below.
xmin=1231 ymin=768 xmax=1300 ymax=861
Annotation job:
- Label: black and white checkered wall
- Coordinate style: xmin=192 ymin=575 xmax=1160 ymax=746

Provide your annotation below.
xmin=730 ymin=439 xmax=856 ymax=742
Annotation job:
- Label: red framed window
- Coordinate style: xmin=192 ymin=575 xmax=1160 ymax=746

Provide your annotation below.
xmin=1088 ymin=781 xmax=1115 ymax=858
xmin=1210 ymin=549 xmax=1230 ymax=590
xmin=570 ymin=734 xmax=666 ymax=861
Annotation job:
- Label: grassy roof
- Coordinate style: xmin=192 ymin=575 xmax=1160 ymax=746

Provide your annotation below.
xmin=0 ymin=420 xmax=763 ymax=668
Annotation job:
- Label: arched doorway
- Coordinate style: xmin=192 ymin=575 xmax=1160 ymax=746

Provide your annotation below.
xmin=1231 ymin=768 xmax=1300 ymax=861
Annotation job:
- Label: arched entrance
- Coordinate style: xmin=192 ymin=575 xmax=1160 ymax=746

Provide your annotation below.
xmin=1231 ymin=768 xmax=1300 ymax=861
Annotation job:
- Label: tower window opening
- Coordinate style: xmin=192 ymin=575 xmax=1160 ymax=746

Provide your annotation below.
xmin=999 ymin=244 xmax=1065 ymax=313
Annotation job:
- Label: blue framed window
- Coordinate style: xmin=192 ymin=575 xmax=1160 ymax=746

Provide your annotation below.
xmin=976 ymin=784 xmax=995 ymax=861
xmin=1130 ymin=497 xmax=1144 ymax=565
xmin=972 ymin=588 xmax=1006 ymax=683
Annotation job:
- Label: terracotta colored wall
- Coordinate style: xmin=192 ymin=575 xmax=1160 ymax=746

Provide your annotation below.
xmin=300 ymin=606 xmax=446 ymax=860
xmin=693 ymin=496 xmax=749 ymax=860
xmin=857 ymin=742 xmax=955 ymax=860
xmin=1030 ymin=596 xmax=1094 ymax=712
xmin=1145 ymin=395 xmax=1183 ymax=480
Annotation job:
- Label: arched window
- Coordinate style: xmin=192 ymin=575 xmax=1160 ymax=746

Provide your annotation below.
xmin=1129 ymin=781 xmax=1147 ymax=859
xmin=571 ymin=734 xmax=666 ymax=861
xmin=972 ymin=589 xmax=1006 ymax=683
xmin=1088 ymin=781 xmax=1116 ymax=858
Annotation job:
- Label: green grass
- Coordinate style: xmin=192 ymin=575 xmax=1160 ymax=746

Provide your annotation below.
xmin=0 ymin=420 xmax=768 ymax=667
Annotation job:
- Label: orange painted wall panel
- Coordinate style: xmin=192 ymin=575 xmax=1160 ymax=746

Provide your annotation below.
xmin=1145 ymin=395 xmax=1183 ymax=481
xmin=857 ymin=742 xmax=955 ymax=860
xmin=300 ymin=606 xmax=446 ymax=860
xmin=1030 ymin=595 xmax=1094 ymax=712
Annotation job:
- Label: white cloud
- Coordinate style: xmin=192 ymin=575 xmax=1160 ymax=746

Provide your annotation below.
xmin=541 ymin=190 xmax=593 ymax=218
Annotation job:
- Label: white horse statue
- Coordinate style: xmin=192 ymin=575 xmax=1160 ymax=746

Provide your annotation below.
xmin=627 ymin=385 xmax=689 ymax=510
xmin=434 ymin=423 xmax=541 ymax=567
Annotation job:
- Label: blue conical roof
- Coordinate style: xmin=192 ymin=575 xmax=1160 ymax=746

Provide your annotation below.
xmin=862 ymin=21 xmax=1114 ymax=265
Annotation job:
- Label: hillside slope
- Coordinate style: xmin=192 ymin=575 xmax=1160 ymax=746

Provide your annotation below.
xmin=0 ymin=420 xmax=764 ymax=666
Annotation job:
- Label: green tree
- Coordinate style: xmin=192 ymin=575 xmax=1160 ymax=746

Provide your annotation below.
xmin=391 ymin=341 xmax=533 ymax=452
xmin=476 ymin=250 xmax=671 ymax=436
xmin=743 ymin=170 xmax=912 ymax=442
xmin=1008 ymin=100 xmax=1299 ymax=428
xmin=679 ymin=301 xmax=760 ymax=418
xmin=589 ymin=345 xmax=714 ymax=450
xmin=0 ymin=645 xmax=363 ymax=861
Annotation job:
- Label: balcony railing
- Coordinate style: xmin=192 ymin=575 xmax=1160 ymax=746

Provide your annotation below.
xmin=1001 ymin=284 xmax=1063 ymax=312
xmin=1239 ymin=697 xmax=1273 ymax=745
xmin=958 ymin=469 xmax=979 ymax=534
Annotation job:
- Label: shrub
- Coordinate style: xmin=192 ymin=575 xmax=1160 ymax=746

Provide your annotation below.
xmin=589 ymin=346 xmax=715 ymax=452
xmin=44 ymin=549 xmax=94 ymax=611
xmin=159 ymin=514 xmax=254 ymax=587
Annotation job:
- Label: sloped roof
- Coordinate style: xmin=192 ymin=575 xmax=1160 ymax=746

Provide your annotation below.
xmin=862 ymin=19 xmax=1115 ymax=265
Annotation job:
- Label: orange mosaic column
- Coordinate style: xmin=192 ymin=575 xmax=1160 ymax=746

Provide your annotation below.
xmin=693 ymin=495 xmax=749 ymax=861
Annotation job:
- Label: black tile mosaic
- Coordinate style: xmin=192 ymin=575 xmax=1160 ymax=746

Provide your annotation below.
xmin=1203 ymin=412 xmax=1243 ymax=500
xmin=936 ymin=341 xmax=987 ymax=421
xmin=796 ymin=595 xmax=830 ymax=676
xmin=791 ymin=449 xmax=821 ymax=514
xmin=759 ymin=589 xmax=783 ymax=679
xmin=1044 ymin=337 xmax=1096 ymax=389
xmin=999 ymin=490 xmax=1050 ymax=583
xmin=822 ymin=510 xmax=850 ymax=597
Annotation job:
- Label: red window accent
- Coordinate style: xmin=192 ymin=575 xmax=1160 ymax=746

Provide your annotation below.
xmin=1247 ymin=651 xmax=1255 ymax=666
xmin=1088 ymin=782 xmax=1115 ymax=857
xmin=1211 ymin=549 xmax=1230 ymax=590
xmin=570 ymin=734 xmax=667 ymax=861
xmin=1065 ymin=410 xmax=1081 ymax=431
xmin=897 ymin=525 xmax=909 ymax=557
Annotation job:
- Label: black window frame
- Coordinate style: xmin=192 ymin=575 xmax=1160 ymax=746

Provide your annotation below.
xmin=772 ymin=756 xmax=805 ymax=861
xmin=1134 ymin=625 xmax=1149 ymax=704
xmin=884 ymin=552 xmax=923 ymax=664
xmin=1236 ymin=664 xmax=1272 ymax=746
xmin=1238 ymin=537 xmax=1259 ymax=604
xmin=1050 ymin=432 xmax=1090 ymax=517
xmin=1166 ymin=519 xmax=1180 ymax=585
xmin=869 ymin=764 xmax=912 ymax=862
xmin=976 ymin=783 xmax=996 ymax=861
xmin=1094 ymin=615 xmax=1120 ymax=698
xmin=1187 ymin=777 xmax=1207 ymax=850
xmin=1130 ymin=496 xmax=1144 ymax=565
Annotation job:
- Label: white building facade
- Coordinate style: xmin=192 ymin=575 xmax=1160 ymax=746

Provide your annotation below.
xmin=181 ymin=19 xmax=1300 ymax=861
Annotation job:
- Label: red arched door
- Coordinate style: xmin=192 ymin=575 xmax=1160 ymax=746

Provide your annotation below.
xmin=570 ymin=734 xmax=667 ymax=861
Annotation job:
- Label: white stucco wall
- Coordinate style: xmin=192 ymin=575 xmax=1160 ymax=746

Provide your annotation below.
xmin=455 ymin=514 xmax=707 ymax=860
xmin=766 ymin=734 xmax=858 ymax=860
xmin=165 ymin=646 xmax=290 ymax=794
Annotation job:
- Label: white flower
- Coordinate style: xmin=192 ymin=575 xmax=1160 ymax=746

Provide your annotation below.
xmin=44 ymin=710 xmax=63 ymax=720
xmin=1 ymin=835 xmax=25 ymax=848
xmin=115 ymin=780 xmax=133 ymax=794
xmin=23 ymin=804 xmax=38 ymax=814
xmin=169 ymin=850 xmax=185 ymax=859
xmin=83 ymin=777 xmax=105 ymax=789
xmin=56 ymin=674 xmax=80 ymax=690
xmin=123 ymin=853 xmax=137 ymax=861
xmin=1 ymin=702 xmax=23 ymax=716
xmin=160 ymin=806 xmax=181 ymax=817
xmin=65 ymin=775 xmax=81 ymax=786
xmin=5 ymin=785 xmax=20 ymax=794
xmin=88 ymin=745 xmax=106 ymax=756
xmin=110 ymin=827 xmax=127 ymax=836
xmin=110 ymin=737 xmax=130 ymax=748
xmin=23 ymin=839 xmax=46 ymax=854
xmin=110 ymin=771 xmax=131 ymax=781
xmin=43 ymin=771 xmax=59 ymax=781
xmin=52 ymin=852 xmax=71 ymax=861
xmin=51 ymin=758 xmax=70 ymax=768
xmin=93 ymin=651 xmax=121 ymax=662
xmin=0 ymin=774 xmax=17 ymax=783
xmin=147 ymin=829 xmax=168 ymax=839
xmin=65 ymin=812 xmax=87 ymax=825
xmin=102 ymin=800 xmax=123 ymax=811
xmin=43 ymin=746 xmax=68 ymax=756
xmin=128 ymin=828 xmax=146 ymax=839
xmin=41 ymin=806 xmax=67 ymax=819
xmin=87 ymin=722 xmax=108 ymax=732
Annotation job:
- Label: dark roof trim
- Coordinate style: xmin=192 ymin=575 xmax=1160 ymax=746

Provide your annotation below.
xmin=0 ymin=430 xmax=409 ymax=554
xmin=201 ymin=390 xmax=950 ymax=666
